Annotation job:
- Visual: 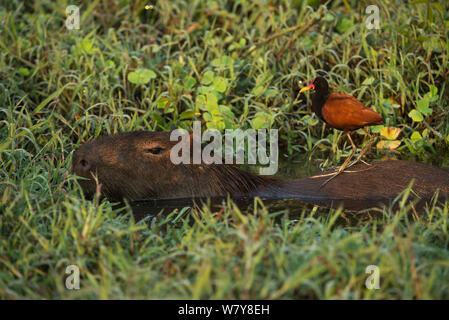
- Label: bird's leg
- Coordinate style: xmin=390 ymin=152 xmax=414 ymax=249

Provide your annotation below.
xmin=320 ymin=132 xmax=356 ymax=188
xmin=349 ymin=128 xmax=373 ymax=168
xmin=343 ymin=131 xmax=358 ymax=166
xmin=347 ymin=127 xmax=373 ymax=169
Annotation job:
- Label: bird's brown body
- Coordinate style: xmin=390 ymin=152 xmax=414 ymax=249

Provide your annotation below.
xmin=320 ymin=93 xmax=383 ymax=131
xmin=301 ymin=77 xmax=383 ymax=131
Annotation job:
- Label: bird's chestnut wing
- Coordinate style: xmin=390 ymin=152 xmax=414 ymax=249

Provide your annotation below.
xmin=321 ymin=93 xmax=383 ymax=130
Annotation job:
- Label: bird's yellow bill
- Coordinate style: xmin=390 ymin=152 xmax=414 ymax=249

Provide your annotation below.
xmin=299 ymin=85 xmax=313 ymax=93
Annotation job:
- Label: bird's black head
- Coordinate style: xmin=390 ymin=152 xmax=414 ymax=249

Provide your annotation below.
xmin=299 ymin=76 xmax=329 ymax=94
xmin=298 ymin=76 xmax=330 ymax=121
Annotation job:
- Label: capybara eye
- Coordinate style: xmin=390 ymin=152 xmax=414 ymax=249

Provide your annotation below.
xmin=144 ymin=147 xmax=164 ymax=155
xmin=80 ymin=159 xmax=89 ymax=168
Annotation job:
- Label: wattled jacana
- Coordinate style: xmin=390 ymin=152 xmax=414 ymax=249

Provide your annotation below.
xmin=299 ymin=77 xmax=383 ymax=186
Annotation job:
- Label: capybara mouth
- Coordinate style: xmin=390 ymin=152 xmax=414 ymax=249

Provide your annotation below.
xmin=76 ymin=179 xmax=96 ymax=200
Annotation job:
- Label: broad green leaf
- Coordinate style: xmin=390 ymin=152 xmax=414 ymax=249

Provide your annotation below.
xmin=252 ymin=117 xmax=266 ymax=129
xmin=18 ymin=67 xmax=30 ymax=76
xmin=203 ymin=112 xmax=213 ymax=122
xmin=205 ymin=92 xmax=218 ymax=111
xmin=424 ymin=85 xmax=438 ymax=102
xmin=201 ymin=71 xmax=214 ymax=85
xmin=198 ymin=86 xmax=213 ymax=94
xmin=422 ymin=128 xmax=428 ymax=138
xmin=370 ymin=125 xmax=384 ymax=133
xmin=410 ymin=131 xmax=423 ymax=143
xmin=211 ymin=55 xmax=234 ymax=68
xmin=213 ymin=77 xmax=227 ymax=93
xmin=151 ymin=111 xmax=164 ymax=126
xmin=336 ymin=17 xmax=353 ymax=34
xmin=127 ymin=68 xmax=156 ymax=84
xmin=252 ymin=85 xmax=265 ymax=96
xmin=106 ymin=60 xmax=115 ymax=68
xmin=196 ymin=95 xmax=207 ymax=110
xmin=184 ymin=76 xmax=197 ymax=90
xmin=252 ymin=112 xmax=271 ymax=129
xmin=408 ymin=109 xmax=423 ymax=122
xmin=157 ymin=97 xmax=169 ymax=109
xmin=219 ymin=105 xmax=235 ymax=120
xmin=382 ymin=99 xmax=392 ymax=108
xmin=224 ymin=35 xmax=234 ymax=43
xmin=81 ymin=38 xmax=94 ymax=55
xmin=429 ymin=85 xmax=438 ymax=96
xmin=205 ymin=122 xmax=216 ymax=129
xmin=264 ymin=89 xmax=278 ymax=97
xmin=417 ymin=97 xmax=432 ymax=116
xmin=211 ymin=113 xmax=225 ymax=130
xmin=426 ymin=85 xmax=438 ymax=102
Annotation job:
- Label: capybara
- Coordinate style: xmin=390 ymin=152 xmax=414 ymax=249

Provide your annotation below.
xmin=72 ymin=131 xmax=449 ymax=211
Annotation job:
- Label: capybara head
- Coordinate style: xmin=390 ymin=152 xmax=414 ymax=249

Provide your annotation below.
xmin=71 ymin=131 xmax=269 ymax=201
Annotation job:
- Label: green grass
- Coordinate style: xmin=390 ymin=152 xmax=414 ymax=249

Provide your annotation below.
xmin=1 ymin=0 xmax=449 ymax=299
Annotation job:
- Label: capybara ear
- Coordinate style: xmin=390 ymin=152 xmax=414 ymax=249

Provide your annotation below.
xmin=143 ymin=146 xmax=165 ymax=155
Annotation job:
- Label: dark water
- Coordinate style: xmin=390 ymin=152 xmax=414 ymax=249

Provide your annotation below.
xmin=130 ymin=196 xmax=318 ymax=222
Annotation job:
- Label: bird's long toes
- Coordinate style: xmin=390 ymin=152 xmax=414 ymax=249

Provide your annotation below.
xmin=347 ymin=158 xmax=370 ymax=169
xmin=360 ymin=159 xmax=371 ymax=166
xmin=319 ymin=172 xmax=339 ymax=189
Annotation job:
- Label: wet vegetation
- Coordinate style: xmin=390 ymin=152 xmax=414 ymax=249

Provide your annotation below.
xmin=1 ymin=0 xmax=449 ymax=299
